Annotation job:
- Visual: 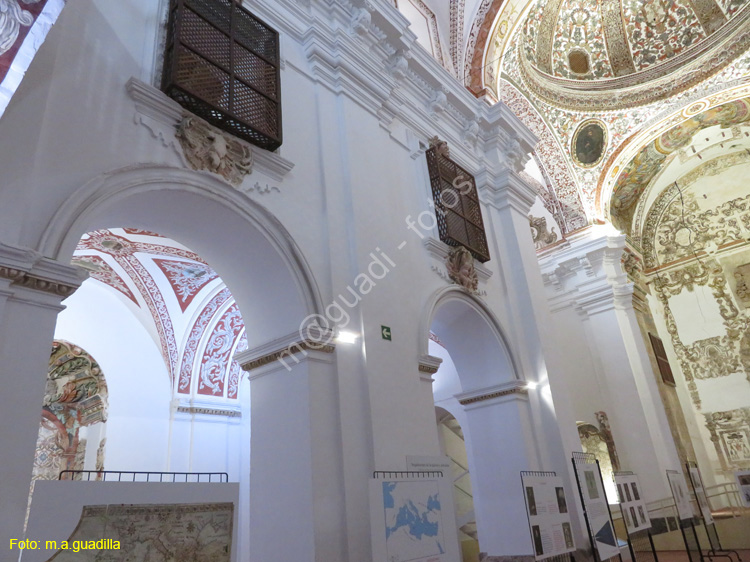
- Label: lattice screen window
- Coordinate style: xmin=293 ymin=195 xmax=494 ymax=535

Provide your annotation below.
xmin=649 ymin=333 xmax=676 ymax=386
xmin=425 ymin=142 xmax=490 ymax=262
xmin=162 ymin=0 xmax=282 ymax=150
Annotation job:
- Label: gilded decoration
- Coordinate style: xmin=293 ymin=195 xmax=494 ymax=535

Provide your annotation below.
xmin=176 ymin=114 xmax=253 ymax=186
xmin=572 ymin=120 xmax=607 ymax=168
xmin=704 ymin=407 xmax=750 ymax=470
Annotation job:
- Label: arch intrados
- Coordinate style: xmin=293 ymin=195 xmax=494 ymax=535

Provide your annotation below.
xmin=40 ymin=166 xmax=324 ymax=347
xmin=420 ymin=287 xmax=519 ymax=389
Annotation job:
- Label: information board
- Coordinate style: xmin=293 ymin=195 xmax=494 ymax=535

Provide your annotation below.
xmin=521 ymin=474 xmax=576 ymax=561
xmin=614 ymin=473 xmax=651 ymax=533
xmin=573 ymin=459 xmax=620 ymax=561
xmin=735 ymin=470 xmax=750 ymax=507
xmin=369 ymin=475 xmax=460 ymax=562
xmin=666 ymin=470 xmax=695 ymax=521
xmin=686 ymin=465 xmax=713 ymax=524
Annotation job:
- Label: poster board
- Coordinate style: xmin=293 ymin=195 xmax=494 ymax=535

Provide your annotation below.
xmin=686 ymin=464 xmax=713 ymax=524
xmin=573 ymin=457 xmax=620 ymax=561
xmin=521 ymin=473 xmax=576 ymax=561
xmin=369 ymin=475 xmax=460 ymax=562
xmin=735 ymin=470 xmax=750 ymax=507
xmin=614 ymin=473 xmax=651 ymax=533
xmin=666 ymin=470 xmax=695 ymax=521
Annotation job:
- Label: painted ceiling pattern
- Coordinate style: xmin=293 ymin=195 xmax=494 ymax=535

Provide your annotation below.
xmin=609 ymin=97 xmax=750 ymax=232
xmin=520 ymin=0 xmax=745 ymax=83
xmin=73 ymin=229 xmax=246 ymax=403
xmin=0 ymin=0 xmax=48 ymax=83
xmin=552 ymin=0 xmax=612 ymax=80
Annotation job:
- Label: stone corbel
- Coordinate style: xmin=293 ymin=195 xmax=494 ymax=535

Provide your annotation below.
xmin=386 ymin=49 xmax=411 ymax=81
xmin=428 ymin=88 xmax=449 ymax=115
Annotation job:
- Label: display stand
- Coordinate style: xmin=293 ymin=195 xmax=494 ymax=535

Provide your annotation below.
xmin=667 ymin=469 xmax=731 ymax=562
xmin=614 ymin=471 xmax=658 ymax=562
xmin=685 ymin=462 xmax=742 ymax=562
xmin=571 ymin=452 xmax=622 ymax=562
xmin=520 ymin=470 xmax=576 ymax=562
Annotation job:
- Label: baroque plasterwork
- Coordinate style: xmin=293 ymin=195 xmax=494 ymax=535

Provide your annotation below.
xmin=529 ymin=215 xmax=558 ymax=249
xmin=610 ymin=98 xmax=750 ymax=232
xmin=704 ymin=407 xmax=750 ymax=470
xmin=176 ymin=115 xmax=253 ymax=186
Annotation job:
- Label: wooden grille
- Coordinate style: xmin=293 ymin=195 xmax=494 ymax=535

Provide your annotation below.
xmin=162 ymin=0 xmax=282 ymax=150
xmin=425 ymin=146 xmax=490 ymax=262
xmin=648 ymin=333 xmax=675 ymax=386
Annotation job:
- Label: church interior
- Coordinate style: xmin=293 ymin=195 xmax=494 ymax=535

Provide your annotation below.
xmin=1 ymin=0 xmax=749 ymax=560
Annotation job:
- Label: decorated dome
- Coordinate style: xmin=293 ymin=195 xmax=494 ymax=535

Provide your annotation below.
xmin=515 ymin=0 xmax=750 ymax=109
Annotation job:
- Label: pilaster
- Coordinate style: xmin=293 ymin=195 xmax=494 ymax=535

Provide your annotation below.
xmin=0 ymin=242 xmax=86 ymax=549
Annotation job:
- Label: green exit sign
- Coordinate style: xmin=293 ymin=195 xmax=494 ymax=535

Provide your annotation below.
xmin=381 ymin=325 xmax=392 ymax=341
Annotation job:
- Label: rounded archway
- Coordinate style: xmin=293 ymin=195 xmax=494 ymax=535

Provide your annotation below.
xmin=40 ymin=165 xmax=323 ymax=348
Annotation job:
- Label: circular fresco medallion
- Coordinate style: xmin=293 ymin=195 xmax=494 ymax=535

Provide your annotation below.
xmin=684 ymin=99 xmax=710 ymax=117
xmin=572 ymin=120 xmax=607 ymax=168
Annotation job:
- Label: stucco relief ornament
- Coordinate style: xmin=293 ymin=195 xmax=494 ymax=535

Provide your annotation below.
xmin=445 ymin=246 xmax=478 ymax=293
xmin=175 ymin=114 xmax=253 ymax=186
xmin=0 ymin=0 xmax=37 ymax=57
xmin=529 ymin=215 xmax=558 ymax=250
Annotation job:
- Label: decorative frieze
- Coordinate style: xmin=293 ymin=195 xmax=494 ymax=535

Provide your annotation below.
xmin=176 ymin=405 xmax=242 ymax=418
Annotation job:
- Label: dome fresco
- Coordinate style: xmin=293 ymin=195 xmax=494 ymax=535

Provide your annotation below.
xmin=513 ymin=0 xmax=750 ymax=109
xmin=523 ymin=0 xmax=747 ymax=81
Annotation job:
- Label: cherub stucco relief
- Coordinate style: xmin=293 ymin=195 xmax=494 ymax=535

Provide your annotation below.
xmin=445 ymin=246 xmax=478 ymax=292
xmin=0 ymin=0 xmax=40 ymax=56
xmin=176 ymin=115 xmax=253 ymax=186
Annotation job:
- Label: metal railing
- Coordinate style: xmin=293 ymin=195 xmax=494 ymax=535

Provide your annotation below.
xmin=58 ymin=470 xmax=229 ymax=483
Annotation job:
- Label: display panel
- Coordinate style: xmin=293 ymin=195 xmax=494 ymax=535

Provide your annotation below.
xmin=521 ymin=474 xmax=576 ymax=561
xmin=573 ymin=459 xmax=620 ymax=561
xmin=614 ymin=473 xmax=651 ymax=533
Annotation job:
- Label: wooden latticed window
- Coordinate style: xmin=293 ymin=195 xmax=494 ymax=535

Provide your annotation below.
xmin=425 ymin=140 xmax=490 ymax=262
xmin=649 ymin=333 xmax=676 ymax=386
xmin=162 ymin=0 xmax=282 ymax=150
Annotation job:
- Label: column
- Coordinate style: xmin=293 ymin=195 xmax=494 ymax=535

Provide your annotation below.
xmin=237 ymin=335 xmax=347 ymax=562
xmin=480 ymin=169 xmax=591 ymax=553
xmin=456 ymin=382 xmax=536 ymax=559
xmin=575 ymin=233 xmax=680 ymax=500
xmin=0 ymin=243 xmax=84 ymax=548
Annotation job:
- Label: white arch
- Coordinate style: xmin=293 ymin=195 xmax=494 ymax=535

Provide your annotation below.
xmin=419 ymin=286 xmax=520 ymax=391
xmin=39 ymin=164 xmax=324 ymax=347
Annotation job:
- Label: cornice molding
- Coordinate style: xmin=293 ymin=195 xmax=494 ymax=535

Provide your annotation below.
xmin=126 ymin=78 xmax=295 ymax=181
xmin=236 ymin=330 xmax=336 ymax=377
xmin=480 ymin=168 xmax=537 ymax=214
xmin=456 ymin=380 xmax=529 ymax=407
xmin=176 ymin=405 xmax=242 ymax=418
xmin=418 ymin=353 xmax=443 ymax=382
xmin=0 ymin=243 xmax=86 ymax=298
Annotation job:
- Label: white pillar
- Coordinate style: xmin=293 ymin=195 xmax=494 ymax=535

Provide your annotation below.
xmin=581 ymin=234 xmax=680 ymax=499
xmin=457 ymin=382 xmax=535 ymax=557
xmin=0 ymin=244 xmax=84 ymax=546
xmin=479 ymin=169 xmax=592 ymax=557
xmin=238 ymin=336 xmax=347 ymax=562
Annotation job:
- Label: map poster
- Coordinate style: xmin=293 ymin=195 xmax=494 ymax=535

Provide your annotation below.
xmin=614 ymin=474 xmax=651 ymax=533
xmin=369 ymin=476 xmax=460 ymax=562
xmin=521 ymin=474 xmax=575 ymax=561
xmin=687 ymin=465 xmax=713 ymax=524
xmin=573 ymin=460 xmax=620 ymax=561
xmin=734 ymin=470 xmax=750 ymax=507
xmin=666 ymin=471 xmax=695 ymax=521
